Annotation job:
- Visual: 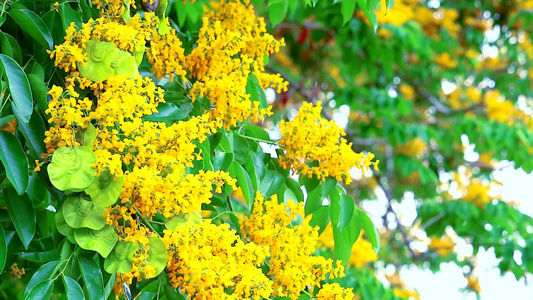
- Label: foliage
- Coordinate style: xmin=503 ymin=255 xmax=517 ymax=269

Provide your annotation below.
xmin=0 ymin=0 xmax=531 ymax=299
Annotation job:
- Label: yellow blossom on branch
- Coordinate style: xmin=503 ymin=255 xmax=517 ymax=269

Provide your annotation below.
xmin=279 ymin=101 xmax=378 ymax=184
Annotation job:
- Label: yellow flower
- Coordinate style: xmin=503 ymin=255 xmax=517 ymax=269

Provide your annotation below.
xmin=279 ymin=101 xmax=378 ymax=184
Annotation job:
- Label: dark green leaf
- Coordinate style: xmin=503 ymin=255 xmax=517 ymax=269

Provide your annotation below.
xmin=359 ymin=208 xmax=380 ymax=253
xmin=25 ymin=279 xmax=54 ymax=300
xmin=25 ymin=261 xmax=60 ymax=297
xmin=9 ymin=9 xmax=53 ymax=49
xmin=0 ymin=54 xmax=33 ymax=123
xmin=0 ymin=130 xmax=29 ymax=194
xmin=0 ymin=33 xmax=23 ymax=64
xmin=230 ymin=161 xmax=254 ymax=207
xmin=245 ymin=73 xmax=267 ymax=108
xmin=28 ymin=74 xmax=49 ymax=111
xmin=338 ymin=195 xmax=355 ymax=231
xmin=4 ymin=185 xmax=35 ymax=249
xmin=16 ymin=111 xmax=47 ymax=159
xmin=63 ymin=276 xmax=86 ymax=300
xmin=0 ymin=227 xmax=6 ymax=274
xmin=259 ymin=170 xmax=284 ymax=197
xmin=79 ymin=257 xmax=104 ymax=300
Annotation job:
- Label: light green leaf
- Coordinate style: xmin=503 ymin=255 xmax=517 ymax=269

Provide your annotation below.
xmin=85 ymin=169 xmax=124 ymax=208
xmin=246 ymin=73 xmax=267 ymax=109
xmin=63 ymin=195 xmax=107 ymax=230
xmin=48 ymin=146 xmax=97 ymax=192
xmin=74 ymin=226 xmax=118 ymax=258
xmin=359 ymin=208 xmax=380 ymax=252
xmin=341 ymin=0 xmax=356 ymax=25
xmin=230 ymin=161 xmax=254 ymax=207
xmin=269 ymin=0 xmax=288 ymax=27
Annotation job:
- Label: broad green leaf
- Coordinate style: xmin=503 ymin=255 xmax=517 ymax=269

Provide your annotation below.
xmin=246 ymin=73 xmax=267 ymax=109
xmin=59 ymin=3 xmax=82 ymax=30
xmin=48 ymin=146 xmax=97 ymax=192
xmin=269 ymin=0 xmax=288 ymax=27
xmin=28 ymin=74 xmax=49 ymax=111
xmin=85 ymin=169 xmax=124 ymax=208
xmin=75 ymin=226 xmax=118 ymax=258
xmin=63 ymin=195 xmax=106 ymax=230
xmin=8 ymin=9 xmax=53 ymax=49
xmin=79 ymin=257 xmax=105 ymax=300
xmin=0 ymin=54 xmax=33 ymax=124
xmin=359 ymin=208 xmax=380 ymax=252
xmin=25 ymin=279 xmax=54 ymax=300
xmin=4 ymin=186 xmax=35 ymax=249
xmin=78 ymin=40 xmax=119 ymax=82
xmin=146 ymin=237 xmax=167 ymax=278
xmin=25 ymin=261 xmax=60 ymax=297
xmin=242 ymin=124 xmax=271 ymax=142
xmin=55 ymin=210 xmax=76 ymax=243
xmin=104 ymin=241 xmax=138 ymax=274
xmin=309 ymin=205 xmax=330 ymax=234
xmin=341 ymin=0 xmax=356 ymax=25
xmin=0 ymin=33 xmax=23 ymax=64
xmin=63 ymin=276 xmax=86 ymax=300
xmin=104 ymin=273 xmax=117 ymax=300
xmin=0 ymin=227 xmax=6 ymax=274
xmin=230 ymin=161 xmax=254 ymax=206
xmin=305 ymin=184 xmax=323 ymax=215
xmin=259 ymin=170 xmax=285 ymax=198
xmin=20 ymin=251 xmax=59 ymax=263
xmin=16 ymin=111 xmax=46 ymax=159
xmin=0 ymin=130 xmax=29 ymax=194
xmin=213 ymin=152 xmax=234 ymax=172
xmin=165 ymin=212 xmax=202 ymax=230
xmin=233 ymin=135 xmax=250 ymax=164
xmin=338 ymin=195 xmax=355 ymax=231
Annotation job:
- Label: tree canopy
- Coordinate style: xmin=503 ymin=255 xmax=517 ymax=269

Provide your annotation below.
xmin=0 ymin=0 xmax=531 ymax=299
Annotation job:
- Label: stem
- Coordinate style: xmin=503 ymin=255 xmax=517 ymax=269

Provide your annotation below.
xmin=238 ymin=134 xmax=281 ymax=145
xmin=132 ymin=206 xmax=161 ymax=237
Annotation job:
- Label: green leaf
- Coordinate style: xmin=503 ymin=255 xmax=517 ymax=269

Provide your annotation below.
xmin=359 ymin=208 xmax=380 ymax=252
xmin=104 ymin=241 xmax=138 ymax=274
xmin=25 ymin=279 xmax=54 ymax=300
xmin=269 ymin=0 xmax=288 ymax=27
xmin=16 ymin=111 xmax=47 ymax=159
xmin=59 ymin=3 xmax=82 ymax=30
xmin=104 ymin=273 xmax=117 ymax=300
xmin=0 ymin=227 xmax=6 ymax=274
xmin=28 ymin=74 xmax=49 ymax=111
xmin=74 ymin=226 xmax=119 ymax=258
xmin=0 ymin=130 xmax=29 ymax=194
xmin=230 ymin=161 xmax=254 ymax=206
xmin=309 ymin=205 xmax=330 ymax=234
xmin=341 ymin=0 xmax=356 ymax=25
xmin=338 ymin=195 xmax=355 ymax=231
xmin=79 ymin=257 xmax=105 ymax=300
xmin=0 ymin=54 xmax=33 ymax=124
xmin=259 ymin=170 xmax=284 ymax=197
xmin=78 ymin=40 xmax=119 ymax=82
xmin=63 ymin=276 xmax=86 ymax=300
xmin=25 ymin=261 xmax=60 ymax=297
xmin=233 ymin=134 xmax=250 ymax=164
xmin=246 ymin=73 xmax=267 ymax=109
xmin=48 ymin=146 xmax=97 ymax=192
xmin=63 ymin=195 xmax=107 ymax=230
xmin=242 ymin=124 xmax=271 ymax=142
xmin=55 ymin=210 xmax=76 ymax=243
xmin=146 ymin=237 xmax=167 ymax=278
xmin=8 ymin=9 xmax=53 ymax=49
xmin=4 ymin=186 xmax=35 ymax=250
xmin=0 ymin=33 xmax=23 ymax=64
xmin=85 ymin=169 xmax=124 ymax=208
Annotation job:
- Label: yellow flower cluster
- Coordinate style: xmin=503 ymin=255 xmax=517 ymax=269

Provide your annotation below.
xmin=184 ymin=0 xmax=287 ymax=129
xmin=240 ymin=193 xmax=345 ymax=299
xmin=318 ymin=224 xmax=377 ymax=269
xmin=372 ymin=0 xmax=460 ymax=39
xmin=279 ymin=102 xmax=378 ymax=184
xmin=428 ymin=236 xmax=455 ymax=256
xmin=396 ymin=138 xmax=427 ymax=158
xmin=163 ymin=220 xmax=273 ymax=299
xmin=316 ymin=283 xmax=355 ymax=300
xmin=464 ymin=179 xmax=492 ymax=208
xmin=434 ymin=52 xmax=458 ymax=69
